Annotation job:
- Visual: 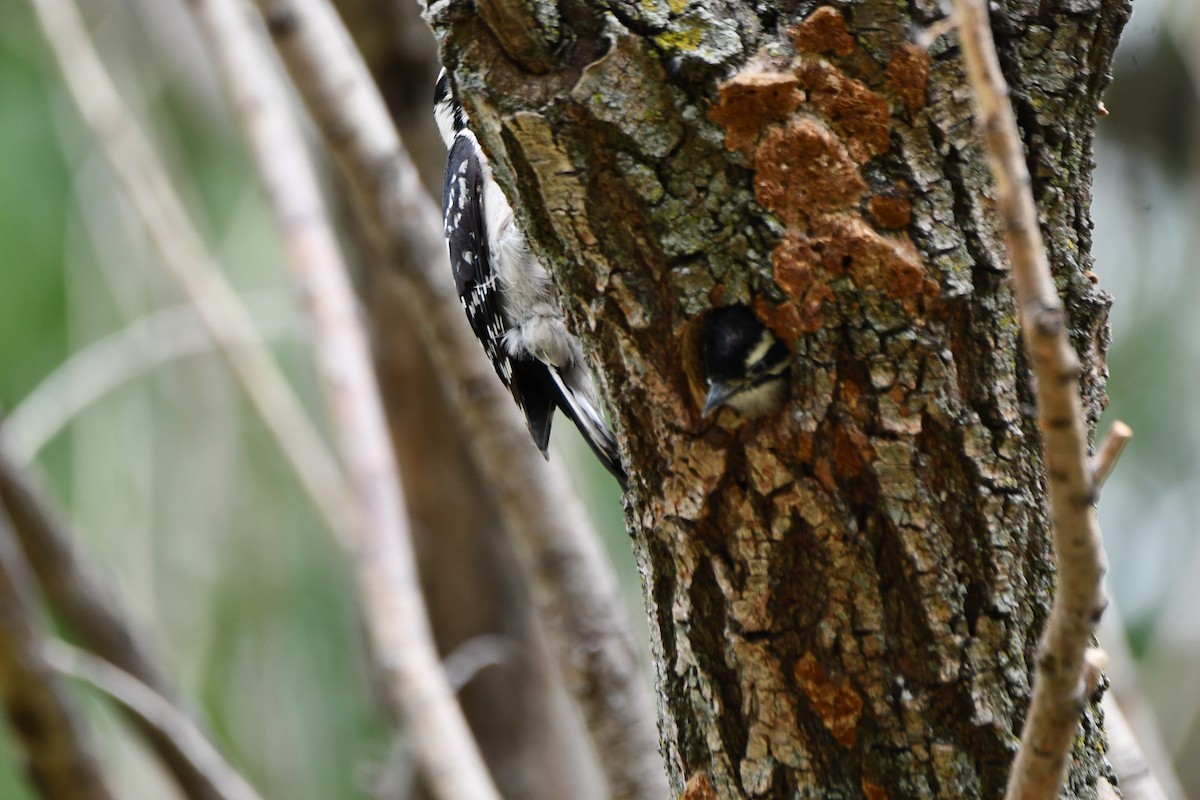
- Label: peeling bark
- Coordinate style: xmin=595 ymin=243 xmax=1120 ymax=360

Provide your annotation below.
xmin=430 ymin=0 xmax=1128 ymax=796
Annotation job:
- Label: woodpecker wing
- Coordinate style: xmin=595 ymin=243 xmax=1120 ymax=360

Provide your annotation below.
xmin=443 ymin=132 xmax=556 ymax=449
xmin=444 ymin=134 xmax=506 ymax=376
xmin=437 ymin=76 xmax=623 ymax=481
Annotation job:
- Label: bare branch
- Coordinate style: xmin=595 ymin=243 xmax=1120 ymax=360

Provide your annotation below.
xmin=951 ymin=3 xmax=1111 ymax=799
xmin=0 ymin=439 xmax=258 ymax=800
xmin=185 ymin=2 xmax=501 ymax=798
xmin=1092 ymin=421 xmax=1132 ymax=491
xmin=0 ymin=507 xmax=116 ymax=800
xmin=44 ymin=641 xmax=264 ymax=800
xmin=254 ymin=0 xmax=448 ymax=277
xmin=25 ymin=0 xmax=355 ymax=550
xmin=245 ymin=1 xmax=668 ymax=797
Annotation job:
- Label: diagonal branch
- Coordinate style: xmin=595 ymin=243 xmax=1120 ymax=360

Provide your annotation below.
xmin=951 ymin=3 xmax=1113 ymax=799
xmin=1092 ymin=421 xmax=1132 ymax=491
xmin=0 ymin=438 xmax=260 ymax=800
xmin=245 ymin=1 xmax=668 ymax=797
xmin=3 ymin=295 xmax=302 ymax=463
xmin=184 ymin=1 xmax=500 ymax=798
xmin=44 ymin=641 xmax=263 ymax=800
xmin=0 ymin=506 xmax=116 ymax=800
xmin=1102 ymin=694 xmax=1174 ymax=800
xmin=25 ymin=0 xmax=354 ymax=550
xmin=1099 ymin=601 xmax=1186 ymax=800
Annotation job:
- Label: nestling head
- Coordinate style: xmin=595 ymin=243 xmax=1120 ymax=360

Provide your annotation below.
xmin=701 ymin=306 xmax=791 ymax=418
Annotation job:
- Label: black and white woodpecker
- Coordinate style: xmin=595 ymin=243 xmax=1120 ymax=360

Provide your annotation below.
xmin=434 ymin=69 xmax=625 ymax=484
xmin=701 ymin=306 xmax=791 ymax=418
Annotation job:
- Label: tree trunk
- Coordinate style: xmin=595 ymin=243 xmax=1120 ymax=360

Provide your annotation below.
xmin=430 ymin=0 xmax=1129 ymax=797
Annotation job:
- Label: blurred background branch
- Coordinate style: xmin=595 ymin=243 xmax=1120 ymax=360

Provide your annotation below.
xmin=188 ymin=0 xmax=500 ymax=797
xmin=0 ymin=440 xmax=256 ymax=800
xmin=24 ymin=0 xmax=355 ymax=548
xmin=3 ymin=294 xmax=303 ymax=464
xmin=0 ymin=507 xmax=116 ymax=800
xmin=247 ymin=0 xmax=666 ymax=797
xmin=44 ymin=640 xmax=264 ymax=800
xmin=0 ymin=0 xmax=1196 ymax=797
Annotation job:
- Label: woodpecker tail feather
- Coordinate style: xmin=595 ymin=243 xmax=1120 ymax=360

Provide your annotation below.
xmin=511 ymin=360 xmax=556 ymax=458
xmin=547 ymin=369 xmax=626 ymax=487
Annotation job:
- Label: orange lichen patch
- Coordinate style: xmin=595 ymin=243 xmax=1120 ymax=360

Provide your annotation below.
xmin=754 ymin=118 xmax=865 ymax=225
xmin=867 ymin=194 xmax=912 ymax=229
xmin=796 ymin=60 xmax=890 ymax=163
xmin=682 ymin=771 xmax=717 ymax=800
xmin=789 ymin=7 xmax=855 ymax=57
xmin=812 ymin=216 xmax=937 ymax=306
xmin=841 ymin=377 xmax=861 ymax=408
xmin=773 ymin=245 xmax=815 ymax=297
xmin=813 ymin=454 xmax=837 ymax=494
xmin=862 ymin=779 xmax=889 ymax=800
xmin=708 ymin=72 xmax=804 ymax=156
xmin=833 ymin=421 xmax=870 ymax=478
xmin=794 ymin=652 xmax=864 ymax=747
xmin=771 ymin=232 xmax=835 ymax=334
xmin=754 ymin=296 xmax=807 ymax=344
xmin=795 ymin=431 xmax=815 ymax=462
xmin=886 ymin=42 xmax=931 ymax=115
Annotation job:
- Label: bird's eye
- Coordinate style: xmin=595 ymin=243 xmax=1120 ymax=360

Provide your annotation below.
xmin=748 ymin=360 xmax=767 ymax=377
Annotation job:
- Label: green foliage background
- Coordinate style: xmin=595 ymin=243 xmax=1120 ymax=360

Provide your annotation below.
xmin=0 ymin=0 xmax=1196 ymax=797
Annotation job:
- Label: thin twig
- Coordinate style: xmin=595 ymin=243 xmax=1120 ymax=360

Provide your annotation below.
xmin=3 ymin=294 xmax=302 ymax=463
xmin=246 ymin=1 xmax=668 ymax=797
xmin=1082 ymin=647 xmax=1108 ymax=695
xmin=1092 ymin=421 xmax=1132 ymax=491
xmin=44 ymin=641 xmax=264 ymax=800
xmin=1099 ymin=601 xmax=1188 ymax=800
xmin=951 ymin=3 xmax=1111 ymax=800
xmin=1101 ymin=693 xmax=1174 ymax=800
xmin=0 ymin=507 xmax=116 ymax=800
xmin=185 ymin=2 xmax=501 ymax=798
xmin=25 ymin=0 xmax=354 ymax=549
xmin=0 ymin=439 xmax=259 ymax=800
xmin=441 ymin=635 xmax=519 ymax=693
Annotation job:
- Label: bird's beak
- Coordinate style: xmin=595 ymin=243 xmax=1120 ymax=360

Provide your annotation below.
xmin=702 ymin=381 xmax=738 ymax=417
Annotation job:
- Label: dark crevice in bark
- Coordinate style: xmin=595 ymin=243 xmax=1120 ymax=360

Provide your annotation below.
xmin=687 ymin=556 xmax=748 ymax=795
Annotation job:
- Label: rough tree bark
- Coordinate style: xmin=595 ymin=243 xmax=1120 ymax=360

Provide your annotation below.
xmin=430 ymin=0 xmax=1128 ymax=797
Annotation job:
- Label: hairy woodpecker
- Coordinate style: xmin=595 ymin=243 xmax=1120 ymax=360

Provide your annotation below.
xmin=434 ymin=69 xmax=625 ymax=484
xmin=701 ymin=307 xmax=791 ymax=418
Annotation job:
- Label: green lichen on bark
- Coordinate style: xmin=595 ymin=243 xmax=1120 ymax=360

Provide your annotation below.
xmin=429 ymin=0 xmax=1129 ymax=796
